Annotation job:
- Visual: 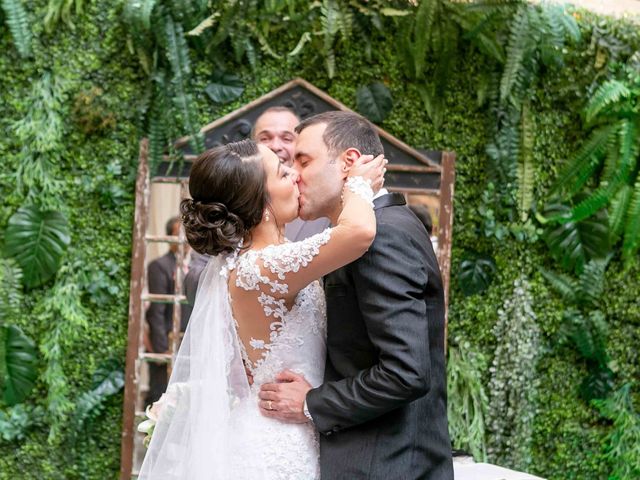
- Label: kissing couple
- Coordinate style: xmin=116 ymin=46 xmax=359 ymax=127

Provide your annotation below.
xmin=139 ymin=111 xmax=453 ymax=479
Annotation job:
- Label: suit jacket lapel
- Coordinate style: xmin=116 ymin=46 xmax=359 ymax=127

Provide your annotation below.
xmin=373 ymin=192 xmax=406 ymax=210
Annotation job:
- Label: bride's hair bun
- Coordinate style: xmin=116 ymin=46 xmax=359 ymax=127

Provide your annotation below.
xmin=181 ymin=140 xmax=268 ymax=256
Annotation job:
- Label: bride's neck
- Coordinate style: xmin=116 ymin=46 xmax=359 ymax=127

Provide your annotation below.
xmin=249 ymin=220 xmax=285 ymax=249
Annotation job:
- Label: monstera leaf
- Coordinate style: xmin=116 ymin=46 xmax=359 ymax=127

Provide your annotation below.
xmin=205 ymin=70 xmax=244 ymax=104
xmin=0 ymin=325 xmax=38 ymax=406
xmin=4 ymin=206 xmax=71 ymax=288
xmin=356 ymin=82 xmax=393 ymax=124
xmin=458 ymin=253 xmax=496 ymax=297
xmin=540 ymin=202 xmax=610 ymax=275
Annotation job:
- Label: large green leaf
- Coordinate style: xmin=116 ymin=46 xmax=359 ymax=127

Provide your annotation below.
xmin=541 ymin=202 xmax=610 ymax=274
xmin=458 ymin=253 xmax=496 ymax=297
xmin=1 ymin=325 xmax=38 ymax=406
xmin=356 ymin=82 xmax=393 ymax=124
xmin=72 ymin=359 xmax=125 ymax=435
xmin=205 ymin=70 xmax=244 ymax=104
xmin=4 ymin=206 xmax=70 ymax=288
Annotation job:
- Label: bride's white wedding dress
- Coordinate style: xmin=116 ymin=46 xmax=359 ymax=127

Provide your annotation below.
xmin=139 ymin=231 xmax=330 ymax=480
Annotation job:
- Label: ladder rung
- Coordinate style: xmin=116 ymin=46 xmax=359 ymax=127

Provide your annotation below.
xmin=145 ymin=235 xmax=183 ymax=244
xmin=162 ymin=154 xmax=197 ymax=162
xmin=143 ymin=293 xmax=188 ymax=303
xmin=140 ymin=352 xmax=172 ymax=363
xmin=151 ymin=176 xmax=188 ymax=184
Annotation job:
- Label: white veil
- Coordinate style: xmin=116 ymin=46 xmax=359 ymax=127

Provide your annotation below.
xmin=138 ymin=254 xmax=261 ymax=479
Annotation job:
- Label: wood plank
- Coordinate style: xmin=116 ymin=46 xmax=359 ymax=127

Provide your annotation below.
xmin=120 ymin=139 xmax=150 ymax=480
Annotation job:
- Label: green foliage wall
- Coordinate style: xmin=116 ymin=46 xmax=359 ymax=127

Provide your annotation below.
xmin=0 ymin=1 xmax=638 ymax=479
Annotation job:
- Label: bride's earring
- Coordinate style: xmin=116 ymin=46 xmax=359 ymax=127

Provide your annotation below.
xmin=264 ymin=210 xmax=270 ymax=222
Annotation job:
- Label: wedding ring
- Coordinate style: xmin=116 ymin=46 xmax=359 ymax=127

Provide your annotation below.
xmin=267 ymin=400 xmax=273 ymax=410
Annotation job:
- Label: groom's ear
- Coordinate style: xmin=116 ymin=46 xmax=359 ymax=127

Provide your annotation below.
xmin=340 ymin=148 xmax=361 ymax=175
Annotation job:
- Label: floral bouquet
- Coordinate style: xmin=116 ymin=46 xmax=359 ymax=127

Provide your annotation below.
xmin=138 ymin=382 xmax=189 ymax=448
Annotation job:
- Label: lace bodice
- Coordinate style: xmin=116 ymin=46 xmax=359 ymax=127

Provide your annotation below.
xmin=221 ymin=228 xmax=330 ymax=388
xmin=217 ymin=230 xmax=330 ymax=479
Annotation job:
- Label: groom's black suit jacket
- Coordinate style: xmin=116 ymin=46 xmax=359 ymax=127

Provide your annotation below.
xmin=306 ymin=193 xmax=453 ymax=480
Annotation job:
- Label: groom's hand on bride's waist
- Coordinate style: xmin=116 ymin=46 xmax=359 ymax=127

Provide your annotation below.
xmin=258 ymin=370 xmax=311 ymax=424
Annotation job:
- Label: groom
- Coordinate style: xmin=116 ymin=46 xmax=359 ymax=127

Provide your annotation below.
xmin=259 ymin=111 xmax=453 ymax=479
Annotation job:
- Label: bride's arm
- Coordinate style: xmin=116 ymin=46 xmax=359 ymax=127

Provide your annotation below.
xmin=252 ymin=155 xmax=385 ymax=299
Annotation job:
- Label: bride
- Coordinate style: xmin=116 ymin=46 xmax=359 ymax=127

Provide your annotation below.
xmin=138 ymin=138 xmax=385 ymax=479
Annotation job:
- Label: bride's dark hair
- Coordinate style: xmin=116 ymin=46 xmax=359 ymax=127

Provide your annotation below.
xmin=180 ymin=139 xmax=268 ymax=255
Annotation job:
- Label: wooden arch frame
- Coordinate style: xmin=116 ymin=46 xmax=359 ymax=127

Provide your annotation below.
xmin=120 ymin=78 xmax=455 ymax=478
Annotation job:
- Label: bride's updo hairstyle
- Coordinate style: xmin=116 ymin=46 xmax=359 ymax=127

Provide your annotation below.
xmin=180 ymin=139 xmax=268 ymax=256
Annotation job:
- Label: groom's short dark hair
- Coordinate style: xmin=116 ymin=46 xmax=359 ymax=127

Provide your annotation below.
xmin=295 ymin=111 xmax=384 ymax=159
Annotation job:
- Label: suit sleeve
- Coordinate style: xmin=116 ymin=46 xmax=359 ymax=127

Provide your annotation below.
xmin=306 ymin=223 xmax=431 ymax=434
xmin=146 ymin=260 xmax=170 ymax=353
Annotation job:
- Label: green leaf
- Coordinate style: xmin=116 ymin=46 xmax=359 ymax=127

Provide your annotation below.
xmin=0 ymin=259 xmax=23 ymax=321
xmin=585 ymin=80 xmax=631 ymax=125
xmin=539 ymin=267 xmax=577 ymax=303
xmin=356 ymin=82 xmax=393 ymax=124
xmin=1 ymin=0 xmax=32 ymax=58
xmin=458 ymin=253 xmax=496 ymax=296
xmin=609 ymin=184 xmax=633 ymax=240
xmin=417 ymin=83 xmax=443 ymax=129
xmin=186 ymin=12 xmax=219 ymax=36
xmin=204 ymin=71 xmax=244 ymax=104
xmin=542 ymin=202 xmax=610 ymax=274
xmin=577 ymin=258 xmax=609 ymax=306
xmin=380 ymin=8 xmax=411 ymax=17
xmin=622 ymin=178 xmax=640 ymax=264
xmin=4 ymin=206 xmax=71 ymax=288
xmin=580 ymin=366 xmax=614 ymax=402
xmin=72 ymin=360 xmax=124 ymax=434
xmin=551 ymin=124 xmax=616 ymax=196
xmin=1 ymin=325 xmax=38 ymax=406
xmin=517 ymin=102 xmax=535 ymax=220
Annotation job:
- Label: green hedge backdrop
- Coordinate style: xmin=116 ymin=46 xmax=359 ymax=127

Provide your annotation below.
xmin=0 ymin=1 xmax=639 ymax=479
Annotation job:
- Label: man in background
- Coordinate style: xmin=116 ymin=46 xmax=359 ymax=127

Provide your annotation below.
xmin=184 ymin=106 xmax=330 ymax=303
xmin=145 ymin=216 xmax=191 ymax=406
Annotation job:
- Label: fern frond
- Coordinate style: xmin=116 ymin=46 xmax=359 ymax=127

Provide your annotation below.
xmin=600 ymin=133 xmax=620 ymax=183
xmin=622 ymin=178 xmax=640 ymax=263
xmin=570 ymin=178 xmax=622 ymax=222
xmin=44 ymin=0 xmax=83 ymax=31
xmin=500 ymin=6 xmax=530 ymax=104
xmin=244 ymin=37 xmax=257 ymax=70
xmin=411 ymin=0 xmax=440 ymax=79
xmin=124 ymin=0 xmax=158 ymax=31
xmin=539 ymin=3 xmax=564 ymax=50
xmin=585 ymin=80 xmax=631 ymax=124
xmin=552 ymin=124 xmax=616 ymax=195
xmin=337 ymin=3 xmax=353 ymax=40
xmin=251 ymin=25 xmax=283 ymax=60
xmin=539 ymin=267 xmax=577 ymax=303
xmin=609 ymin=184 xmax=633 ymax=240
xmin=559 ymin=5 xmax=580 ymax=42
xmin=320 ymin=0 xmax=340 ymax=77
xmin=2 ymin=0 xmax=32 ymax=58
xmin=164 ymin=15 xmax=191 ymax=79
xmin=617 ymin=119 xmax=639 ymax=183
xmin=517 ymin=102 xmax=535 ymax=220
xmin=578 ymin=258 xmax=609 ymax=306
xmin=0 ymin=258 xmax=23 ymax=321
xmin=187 ymin=12 xmax=219 ymax=36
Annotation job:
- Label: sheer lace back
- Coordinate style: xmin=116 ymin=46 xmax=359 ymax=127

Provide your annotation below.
xmin=223 ymin=229 xmax=330 ymax=387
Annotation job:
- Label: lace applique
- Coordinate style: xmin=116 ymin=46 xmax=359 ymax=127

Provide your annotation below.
xmin=226 ymin=229 xmax=331 ymax=372
xmin=345 ymin=176 xmax=374 ymax=207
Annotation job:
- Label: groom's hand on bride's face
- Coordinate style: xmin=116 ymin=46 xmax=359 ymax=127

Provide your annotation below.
xmin=258 ymin=370 xmax=311 ymax=424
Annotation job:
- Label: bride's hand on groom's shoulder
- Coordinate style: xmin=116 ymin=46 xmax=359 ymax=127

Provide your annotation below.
xmin=258 ymin=370 xmax=312 ymax=424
